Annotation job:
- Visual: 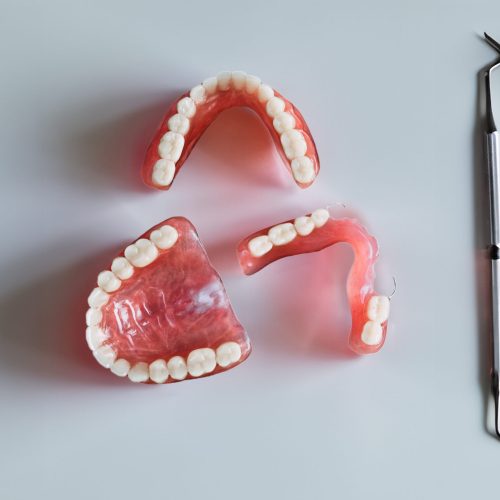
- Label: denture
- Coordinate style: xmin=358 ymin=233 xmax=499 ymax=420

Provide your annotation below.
xmin=141 ymin=71 xmax=320 ymax=190
xmin=237 ymin=209 xmax=390 ymax=354
xmin=85 ymin=217 xmax=251 ymax=383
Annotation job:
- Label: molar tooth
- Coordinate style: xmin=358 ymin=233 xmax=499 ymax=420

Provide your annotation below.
xmin=187 ymin=348 xmax=216 ymax=377
xmin=124 ymin=239 xmax=159 ymax=268
xmin=257 ymin=83 xmax=274 ymax=103
xmin=177 ymin=97 xmax=196 ymax=118
xmin=231 ymin=71 xmax=247 ymax=90
xmin=190 ymin=84 xmax=206 ymax=104
xmin=167 ymin=356 xmax=188 ymax=380
xmin=152 ymin=159 xmax=175 ymax=187
xmin=97 ymin=270 xmax=121 ymax=293
xmin=280 ymin=129 xmax=307 ymax=160
xmin=93 ymin=345 xmax=116 ymax=368
xmin=268 ymin=223 xmax=297 ymax=246
xmin=367 ymin=296 xmax=390 ymax=323
xmin=86 ymin=326 xmax=109 ymax=351
xmin=167 ymin=113 xmax=190 ymax=135
xmin=111 ymin=257 xmax=134 ymax=280
xmin=291 ymin=156 xmax=315 ymax=184
xmin=361 ymin=321 xmax=383 ymax=346
xmin=245 ymin=74 xmax=261 ymax=93
xmin=110 ymin=359 xmax=131 ymax=377
xmin=248 ymin=235 xmax=273 ymax=257
xmin=202 ymin=76 xmax=218 ymax=95
xmin=85 ymin=308 xmax=102 ymax=327
xmin=158 ymin=131 xmax=184 ymax=162
xmin=273 ymin=111 xmax=296 ymax=134
xmin=294 ymin=216 xmax=315 ymax=236
xmin=150 ymin=224 xmax=179 ymax=250
xmin=128 ymin=362 xmax=149 ymax=383
xmin=217 ymin=71 xmax=232 ymax=91
xmin=88 ymin=287 xmax=109 ymax=308
xmin=266 ymin=97 xmax=286 ymax=118
xmin=311 ymin=208 xmax=330 ymax=228
xmin=149 ymin=359 xmax=169 ymax=383
xmin=216 ymin=342 xmax=242 ymax=368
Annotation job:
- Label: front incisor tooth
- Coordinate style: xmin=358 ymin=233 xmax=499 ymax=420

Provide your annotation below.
xmin=167 ymin=356 xmax=188 ymax=380
xmin=190 ymin=84 xmax=206 ymax=104
xmin=268 ymin=223 xmax=297 ymax=246
xmin=294 ymin=216 xmax=315 ymax=236
xmin=177 ymin=97 xmax=196 ymax=118
xmin=110 ymin=359 xmax=131 ymax=377
xmin=291 ymin=156 xmax=316 ymax=184
xmin=97 ymin=270 xmax=121 ymax=293
xmin=266 ymin=97 xmax=286 ymax=118
xmin=311 ymin=208 xmax=330 ymax=228
xmin=187 ymin=348 xmax=216 ymax=377
xmin=280 ymin=129 xmax=307 ymax=160
xmin=152 ymin=159 xmax=176 ymax=187
xmin=167 ymin=113 xmax=190 ymax=135
xmin=93 ymin=344 xmax=116 ymax=368
xmin=158 ymin=131 xmax=184 ymax=162
xmin=111 ymin=257 xmax=134 ymax=280
xmin=124 ymin=239 xmax=159 ymax=268
xmin=128 ymin=362 xmax=149 ymax=383
xmin=257 ymin=83 xmax=274 ymax=103
xmin=216 ymin=342 xmax=242 ymax=368
xmin=86 ymin=326 xmax=109 ymax=351
xmin=150 ymin=224 xmax=179 ymax=250
xmin=86 ymin=307 xmax=102 ymax=327
xmin=88 ymin=287 xmax=109 ymax=308
xmin=366 ymin=295 xmax=390 ymax=323
xmin=231 ymin=71 xmax=247 ymax=90
xmin=217 ymin=71 xmax=232 ymax=91
xmin=202 ymin=76 xmax=218 ymax=95
xmin=245 ymin=74 xmax=261 ymax=93
xmin=248 ymin=235 xmax=273 ymax=257
xmin=273 ymin=111 xmax=296 ymax=134
xmin=361 ymin=321 xmax=383 ymax=346
xmin=149 ymin=359 xmax=169 ymax=383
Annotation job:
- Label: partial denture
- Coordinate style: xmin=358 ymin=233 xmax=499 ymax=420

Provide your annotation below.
xmin=85 ymin=217 xmax=251 ymax=383
xmin=237 ymin=209 xmax=391 ymax=355
xmin=141 ymin=71 xmax=320 ymax=190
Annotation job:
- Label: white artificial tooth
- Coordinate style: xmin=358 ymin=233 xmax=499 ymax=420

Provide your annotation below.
xmin=124 ymin=238 xmax=159 ymax=268
xmin=85 ymin=307 xmax=102 ymax=327
xmin=367 ymin=295 xmax=390 ymax=323
xmin=280 ymin=129 xmax=307 ymax=160
xmin=311 ymin=208 xmax=330 ymax=228
xmin=110 ymin=358 xmax=131 ymax=377
xmin=152 ymin=159 xmax=175 ymax=187
xmin=202 ymin=76 xmax=218 ymax=95
xmin=86 ymin=326 xmax=109 ymax=351
xmin=217 ymin=71 xmax=232 ymax=91
xmin=167 ymin=113 xmax=190 ymax=135
xmin=190 ymin=84 xmax=207 ymax=104
xmin=266 ymin=97 xmax=286 ymax=118
xmin=177 ymin=97 xmax=196 ymax=118
xmin=268 ymin=223 xmax=297 ymax=246
xmin=88 ymin=287 xmax=109 ymax=308
xmin=245 ymin=74 xmax=261 ymax=93
xmin=158 ymin=131 xmax=184 ymax=162
xmin=93 ymin=344 xmax=116 ymax=368
xmin=294 ymin=216 xmax=315 ymax=236
xmin=149 ymin=359 xmax=169 ymax=383
xmin=167 ymin=356 xmax=188 ymax=380
xmin=231 ymin=71 xmax=247 ymax=90
xmin=361 ymin=321 xmax=383 ymax=346
xmin=248 ymin=235 xmax=273 ymax=257
xmin=187 ymin=348 xmax=216 ymax=377
xmin=128 ymin=362 xmax=149 ymax=383
xmin=273 ymin=111 xmax=296 ymax=134
xmin=216 ymin=342 xmax=242 ymax=368
xmin=257 ymin=83 xmax=274 ymax=103
xmin=291 ymin=156 xmax=316 ymax=184
xmin=97 ymin=270 xmax=121 ymax=293
xmin=150 ymin=224 xmax=179 ymax=250
xmin=111 ymin=257 xmax=134 ymax=280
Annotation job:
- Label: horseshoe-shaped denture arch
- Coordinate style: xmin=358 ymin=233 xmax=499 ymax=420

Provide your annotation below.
xmin=141 ymin=71 xmax=320 ymax=190
xmin=85 ymin=217 xmax=251 ymax=383
xmin=237 ymin=209 xmax=391 ymax=354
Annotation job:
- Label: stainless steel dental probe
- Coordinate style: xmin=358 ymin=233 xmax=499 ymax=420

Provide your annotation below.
xmin=483 ymin=32 xmax=500 ymax=438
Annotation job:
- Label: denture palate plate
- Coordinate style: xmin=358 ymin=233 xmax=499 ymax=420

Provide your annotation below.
xmin=85 ymin=217 xmax=251 ymax=383
xmin=141 ymin=71 xmax=320 ymax=190
xmin=237 ymin=209 xmax=391 ymax=355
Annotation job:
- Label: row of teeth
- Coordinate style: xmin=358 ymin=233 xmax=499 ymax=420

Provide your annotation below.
xmin=89 ymin=342 xmax=242 ymax=383
xmin=360 ymin=296 xmax=390 ymax=346
xmin=248 ymin=208 xmax=330 ymax=258
xmin=152 ymin=71 xmax=316 ymax=187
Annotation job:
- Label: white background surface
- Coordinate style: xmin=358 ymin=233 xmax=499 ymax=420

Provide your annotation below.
xmin=1 ymin=0 xmax=500 ymax=498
